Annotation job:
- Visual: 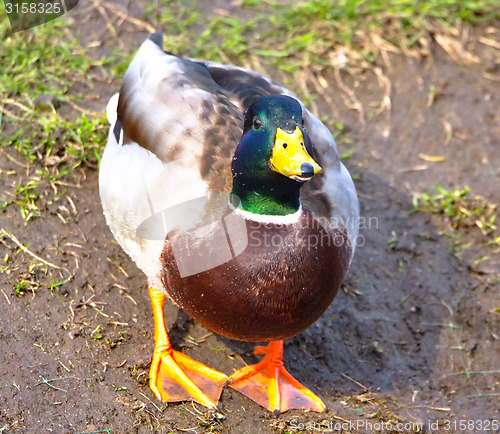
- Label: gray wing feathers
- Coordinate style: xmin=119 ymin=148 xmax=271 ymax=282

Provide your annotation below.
xmin=116 ymin=36 xmax=358 ymax=239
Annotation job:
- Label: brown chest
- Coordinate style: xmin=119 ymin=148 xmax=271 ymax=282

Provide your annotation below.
xmin=160 ymin=209 xmax=351 ymax=342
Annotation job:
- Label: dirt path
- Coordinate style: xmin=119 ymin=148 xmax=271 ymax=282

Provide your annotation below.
xmin=0 ymin=4 xmax=499 ymax=433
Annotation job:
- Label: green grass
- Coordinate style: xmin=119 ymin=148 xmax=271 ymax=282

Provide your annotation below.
xmin=0 ymin=178 xmax=42 ymax=222
xmin=412 ymin=185 xmax=498 ymax=234
xmin=1 ymin=21 xmax=88 ymax=96
xmin=0 ymin=107 xmax=107 ymax=223
xmin=1 ymin=16 xmax=107 ymax=161
xmin=3 ymin=109 xmax=106 ymax=166
xmin=150 ymin=0 xmax=499 ymax=69
xmin=0 ymin=14 xmax=108 ymax=222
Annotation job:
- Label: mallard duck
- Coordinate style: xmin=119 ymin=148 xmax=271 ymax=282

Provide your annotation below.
xmin=99 ymin=33 xmax=359 ymax=415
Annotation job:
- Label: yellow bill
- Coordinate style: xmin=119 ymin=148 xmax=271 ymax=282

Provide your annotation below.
xmin=270 ymin=127 xmax=322 ymax=182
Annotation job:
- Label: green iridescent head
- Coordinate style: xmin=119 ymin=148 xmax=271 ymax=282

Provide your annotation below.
xmin=231 ymin=95 xmax=322 ymax=216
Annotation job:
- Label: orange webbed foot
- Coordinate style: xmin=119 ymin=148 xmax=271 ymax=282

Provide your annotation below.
xmin=148 ymin=284 xmax=227 ymax=409
xmin=227 ymin=341 xmax=326 ymax=415
xmin=150 ymin=345 xmax=227 ymax=408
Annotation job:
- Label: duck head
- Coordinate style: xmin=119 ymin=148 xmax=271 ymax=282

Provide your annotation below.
xmin=231 ymin=95 xmax=322 ymax=216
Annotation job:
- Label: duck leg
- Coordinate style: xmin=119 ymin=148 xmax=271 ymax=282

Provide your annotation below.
xmin=148 ymin=285 xmax=227 ymax=408
xmin=227 ymin=340 xmax=326 ymax=415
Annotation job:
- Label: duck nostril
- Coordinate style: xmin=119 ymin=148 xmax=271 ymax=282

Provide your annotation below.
xmin=301 ymin=162 xmax=314 ymax=177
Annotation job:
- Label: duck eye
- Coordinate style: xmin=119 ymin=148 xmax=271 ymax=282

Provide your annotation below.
xmin=283 ymin=143 xmax=288 ymax=149
xmin=252 ymin=117 xmax=262 ymax=130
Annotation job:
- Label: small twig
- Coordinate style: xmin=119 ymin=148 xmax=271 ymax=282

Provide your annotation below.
xmin=478 ymin=36 xmax=500 ymax=50
xmin=69 ymin=299 xmax=76 ymax=321
xmin=332 ymin=65 xmax=366 ymax=130
xmin=123 ymin=294 xmax=137 ymax=305
xmin=138 ymin=392 xmax=163 ymax=413
xmin=483 ymin=72 xmax=500 ymax=82
xmin=53 ymin=179 xmax=82 ymax=189
xmin=102 ymin=2 xmax=156 ymax=32
xmin=341 ymin=373 xmax=368 ymax=391
xmin=134 ymin=401 xmax=146 ymax=414
xmin=66 ymin=251 xmax=80 ymax=271
xmin=58 ymin=360 xmax=71 ymax=373
xmin=0 ymin=105 xmax=25 ymax=121
xmin=106 ymin=257 xmax=130 ymax=277
xmin=108 ymin=321 xmax=129 ymax=327
xmin=86 ymin=340 xmax=95 ymax=358
xmin=0 ymin=229 xmax=61 ymax=269
xmin=177 ymin=427 xmax=199 ymax=433
xmin=190 ymin=401 xmax=204 ymax=415
xmin=66 ymin=195 xmax=78 ymax=215
xmin=1 ymin=289 xmax=11 ymax=305
xmin=406 ymin=404 xmax=451 ymax=411
xmin=3 ymin=98 xmax=35 ymax=113
xmin=440 ymin=300 xmax=454 ymax=317
xmin=195 ymin=332 xmax=213 ymax=342
xmin=373 ymin=66 xmax=392 ymax=116
xmin=332 ymin=415 xmax=351 ymax=423
xmin=4 ymin=152 xmax=31 ymax=169
xmin=308 ymin=73 xmax=339 ymax=118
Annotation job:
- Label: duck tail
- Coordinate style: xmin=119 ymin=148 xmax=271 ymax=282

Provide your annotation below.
xmin=148 ymin=32 xmax=164 ymax=49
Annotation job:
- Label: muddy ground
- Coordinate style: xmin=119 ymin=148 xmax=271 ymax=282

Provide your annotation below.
xmin=1 ymin=2 xmax=499 ymax=433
